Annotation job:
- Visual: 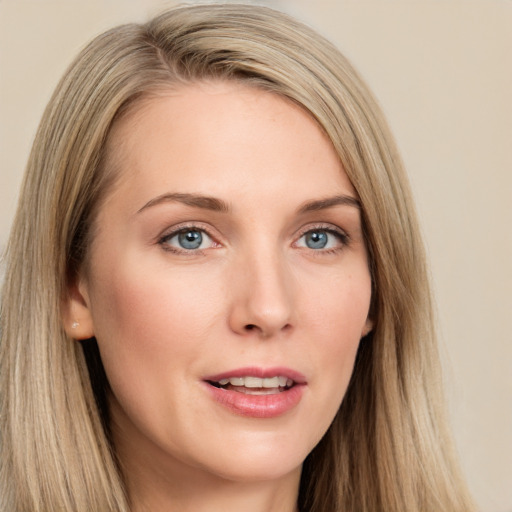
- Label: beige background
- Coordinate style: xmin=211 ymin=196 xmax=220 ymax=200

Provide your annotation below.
xmin=1 ymin=1 xmax=511 ymax=510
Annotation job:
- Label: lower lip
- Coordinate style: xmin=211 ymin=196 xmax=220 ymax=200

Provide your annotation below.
xmin=204 ymin=383 xmax=305 ymax=418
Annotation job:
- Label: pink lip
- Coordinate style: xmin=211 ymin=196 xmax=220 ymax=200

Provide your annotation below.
xmin=203 ymin=366 xmax=307 ymax=419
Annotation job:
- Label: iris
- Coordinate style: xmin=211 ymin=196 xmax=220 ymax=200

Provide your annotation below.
xmin=178 ymin=230 xmax=203 ymax=249
xmin=305 ymin=231 xmax=328 ymax=249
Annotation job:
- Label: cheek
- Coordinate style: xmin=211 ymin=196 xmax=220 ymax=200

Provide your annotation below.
xmin=87 ymin=259 xmax=224 ymax=390
xmin=312 ymin=270 xmax=371 ymax=395
xmin=92 ymin=254 xmax=219 ymax=336
xmin=306 ymin=264 xmax=372 ymax=340
xmin=86 ymin=260 xmax=229 ymax=446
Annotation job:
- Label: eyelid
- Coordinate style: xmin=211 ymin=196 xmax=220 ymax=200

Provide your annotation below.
xmin=157 ymin=222 xmax=221 ymax=254
xmin=295 ymin=222 xmax=349 ymax=238
xmin=293 ymin=223 xmax=350 ymax=250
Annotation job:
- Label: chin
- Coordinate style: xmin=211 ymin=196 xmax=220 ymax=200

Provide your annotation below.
xmin=210 ymin=458 xmax=304 ymax=485
xmin=189 ymin=431 xmax=311 ymax=484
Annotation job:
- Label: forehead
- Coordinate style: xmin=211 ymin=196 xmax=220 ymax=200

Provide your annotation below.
xmin=102 ymin=81 xmax=355 ymax=207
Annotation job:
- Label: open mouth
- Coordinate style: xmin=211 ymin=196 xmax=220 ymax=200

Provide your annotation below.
xmin=204 ymin=370 xmax=306 ymax=417
xmin=207 ymin=376 xmax=295 ymax=395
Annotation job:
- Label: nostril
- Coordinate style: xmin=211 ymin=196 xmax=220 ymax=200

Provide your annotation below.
xmin=242 ymin=322 xmax=292 ymax=335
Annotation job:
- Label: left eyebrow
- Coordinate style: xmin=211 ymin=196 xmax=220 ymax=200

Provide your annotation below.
xmin=297 ymin=195 xmax=361 ymax=214
xmin=136 ymin=192 xmax=230 ymax=214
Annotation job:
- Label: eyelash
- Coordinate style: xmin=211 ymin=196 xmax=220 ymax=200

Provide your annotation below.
xmin=158 ymin=223 xmax=218 ymax=255
xmin=294 ymin=224 xmax=350 ymax=254
xmin=157 ymin=223 xmax=350 ymax=255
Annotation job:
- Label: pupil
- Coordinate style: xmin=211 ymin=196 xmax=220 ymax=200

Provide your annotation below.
xmin=306 ymin=231 xmax=327 ymax=249
xmin=179 ymin=230 xmax=202 ymax=249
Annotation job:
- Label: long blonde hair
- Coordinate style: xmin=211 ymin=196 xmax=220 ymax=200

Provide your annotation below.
xmin=0 ymin=4 xmax=474 ymax=511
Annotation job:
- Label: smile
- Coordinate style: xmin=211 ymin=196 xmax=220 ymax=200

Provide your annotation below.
xmin=204 ymin=368 xmax=306 ymax=418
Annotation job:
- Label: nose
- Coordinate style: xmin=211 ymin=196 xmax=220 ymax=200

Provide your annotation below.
xmin=228 ymin=249 xmax=295 ymax=339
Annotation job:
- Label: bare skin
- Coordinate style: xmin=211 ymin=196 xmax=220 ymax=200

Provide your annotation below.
xmin=65 ymin=81 xmax=372 ymax=512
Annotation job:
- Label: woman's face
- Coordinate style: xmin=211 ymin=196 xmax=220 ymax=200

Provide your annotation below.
xmin=70 ymin=82 xmax=372 ymax=486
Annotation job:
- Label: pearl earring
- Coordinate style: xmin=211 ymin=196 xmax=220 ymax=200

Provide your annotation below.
xmin=71 ymin=322 xmax=79 ymax=329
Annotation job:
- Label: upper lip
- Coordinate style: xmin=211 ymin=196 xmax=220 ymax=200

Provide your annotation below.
xmin=204 ymin=366 xmax=307 ymax=384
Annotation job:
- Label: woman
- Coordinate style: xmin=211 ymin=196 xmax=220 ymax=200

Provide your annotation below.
xmin=0 ymin=4 xmax=475 ymax=511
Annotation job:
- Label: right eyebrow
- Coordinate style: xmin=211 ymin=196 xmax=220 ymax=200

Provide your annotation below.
xmin=136 ymin=193 xmax=230 ymax=214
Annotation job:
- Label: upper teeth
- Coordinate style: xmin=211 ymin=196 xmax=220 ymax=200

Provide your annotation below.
xmin=217 ymin=376 xmax=293 ymax=388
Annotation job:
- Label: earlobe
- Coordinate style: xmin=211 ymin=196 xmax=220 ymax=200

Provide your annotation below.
xmin=361 ymin=317 xmax=373 ymax=338
xmin=62 ymin=276 xmax=95 ymax=340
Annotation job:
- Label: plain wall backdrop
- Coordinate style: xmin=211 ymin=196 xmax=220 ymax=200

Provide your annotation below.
xmin=1 ymin=1 xmax=511 ymax=510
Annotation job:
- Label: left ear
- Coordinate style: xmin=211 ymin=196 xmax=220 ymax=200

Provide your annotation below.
xmin=361 ymin=317 xmax=373 ymax=338
xmin=62 ymin=274 xmax=95 ymax=340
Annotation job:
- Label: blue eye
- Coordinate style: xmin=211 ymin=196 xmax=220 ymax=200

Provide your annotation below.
xmin=161 ymin=228 xmax=213 ymax=251
xmin=304 ymin=231 xmax=328 ymax=249
xmin=297 ymin=228 xmax=346 ymax=251
xmin=178 ymin=230 xmax=203 ymax=249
